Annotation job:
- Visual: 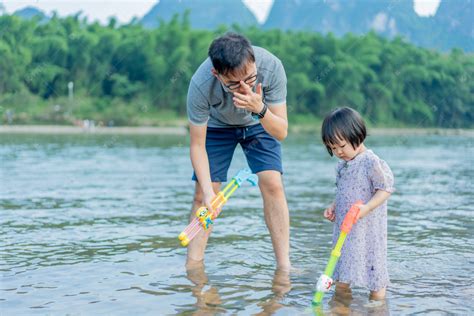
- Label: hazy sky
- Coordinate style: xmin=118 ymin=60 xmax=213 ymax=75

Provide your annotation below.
xmin=2 ymin=0 xmax=442 ymax=24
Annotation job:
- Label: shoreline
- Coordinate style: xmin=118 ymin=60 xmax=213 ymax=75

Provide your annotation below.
xmin=0 ymin=125 xmax=188 ymax=135
xmin=0 ymin=125 xmax=472 ymax=137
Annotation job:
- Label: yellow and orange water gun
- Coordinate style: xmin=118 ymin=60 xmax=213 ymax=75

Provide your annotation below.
xmin=178 ymin=168 xmax=258 ymax=247
xmin=312 ymin=201 xmax=362 ymax=307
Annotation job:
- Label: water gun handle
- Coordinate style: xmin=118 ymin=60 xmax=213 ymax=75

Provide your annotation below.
xmin=340 ymin=200 xmax=363 ymax=233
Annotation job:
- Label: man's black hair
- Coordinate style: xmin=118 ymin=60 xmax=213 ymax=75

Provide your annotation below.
xmin=208 ymin=33 xmax=255 ymax=76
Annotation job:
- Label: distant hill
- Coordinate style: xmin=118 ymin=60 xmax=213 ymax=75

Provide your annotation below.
xmin=7 ymin=0 xmax=472 ymax=51
xmin=140 ymin=0 xmax=258 ymax=29
xmin=263 ymin=0 xmax=473 ymax=52
xmin=264 ymin=0 xmax=418 ymax=36
xmin=13 ymin=6 xmax=49 ymax=21
xmin=429 ymin=0 xmax=473 ymax=51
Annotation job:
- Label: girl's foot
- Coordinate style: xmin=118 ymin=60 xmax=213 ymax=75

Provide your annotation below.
xmin=335 ymin=282 xmax=351 ymax=293
xmin=334 ymin=282 xmax=353 ymax=300
xmin=329 ymin=283 xmax=352 ymax=313
xmin=369 ymin=287 xmax=386 ymax=300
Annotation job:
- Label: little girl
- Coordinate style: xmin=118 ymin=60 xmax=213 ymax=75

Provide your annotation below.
xmin=321 ymin=107 xmax=394 ymax=300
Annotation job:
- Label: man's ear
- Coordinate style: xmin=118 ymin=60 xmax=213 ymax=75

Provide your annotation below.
xmin=211 ymin=68 xmax=218 ymax=78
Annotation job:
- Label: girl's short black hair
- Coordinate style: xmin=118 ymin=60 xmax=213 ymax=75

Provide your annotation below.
xmin=208 ymin=33 xmax=255 ymax=76
xmin=321 ymin=107 xmax=367 ymax=156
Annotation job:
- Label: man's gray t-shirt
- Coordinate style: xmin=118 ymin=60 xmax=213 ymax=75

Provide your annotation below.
xmin=187 ymin=46 xmax=287 ymax=128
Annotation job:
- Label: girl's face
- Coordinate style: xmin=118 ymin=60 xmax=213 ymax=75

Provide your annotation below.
xmin=329 ymin=138 xmax=365 ymax=161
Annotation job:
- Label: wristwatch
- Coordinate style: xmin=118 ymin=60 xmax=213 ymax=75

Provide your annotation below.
xmin=252 ymin=102 xmax=268 ymax=120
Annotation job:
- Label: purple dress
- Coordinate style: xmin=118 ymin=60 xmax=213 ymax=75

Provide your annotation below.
xmin=332 ymin=149 xmax=394 ymax=291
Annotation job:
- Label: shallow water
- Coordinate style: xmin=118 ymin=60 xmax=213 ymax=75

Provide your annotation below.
xmin=1 ymin=132 xmax=473 ymax=315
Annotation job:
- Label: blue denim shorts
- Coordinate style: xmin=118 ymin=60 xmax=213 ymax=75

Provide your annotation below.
xmin=192 ymin=124 xmax=283 ymax=182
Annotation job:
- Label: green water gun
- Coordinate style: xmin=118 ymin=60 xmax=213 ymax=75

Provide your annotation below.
xmin=312 ymin=201 xmax=362 ymax=306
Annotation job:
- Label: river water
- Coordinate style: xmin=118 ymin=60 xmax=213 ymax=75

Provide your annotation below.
xmin=1 ymin=132 xmax=472 ymax=315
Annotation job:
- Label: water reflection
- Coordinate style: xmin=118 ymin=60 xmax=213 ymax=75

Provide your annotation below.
xmin=256 ymin=268 xmax=292 ymax=315
xmin=1 ymin=133 xmax=472 ymax=314
xmin=185 ymin=262 xmax=224 ymax=315
xmin=314 ymin=288 xmax=389 ymax=316
xmin=183 ymin=263 xmax=292 ymax=316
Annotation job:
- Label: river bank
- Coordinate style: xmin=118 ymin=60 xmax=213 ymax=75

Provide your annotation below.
xmin=0 ymin=125 xmax=473 ymax=137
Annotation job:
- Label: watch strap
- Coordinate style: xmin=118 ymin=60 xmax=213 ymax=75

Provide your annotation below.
xmin=252 ymin=102 xmax=268 ymax=120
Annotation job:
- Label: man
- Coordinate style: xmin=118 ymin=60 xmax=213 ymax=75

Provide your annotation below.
xmin=186 ymin=33 xmax=290 ymax=270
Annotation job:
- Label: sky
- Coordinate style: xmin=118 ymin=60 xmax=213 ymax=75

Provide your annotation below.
xmin=1 ymin=0 xmax=442 ymax=25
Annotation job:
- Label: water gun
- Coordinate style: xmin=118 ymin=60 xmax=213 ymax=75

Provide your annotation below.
xmin=312 ymin=201 xmax=363 ymax=306
xmin=178 ymin=168 xmax=258 ymax=247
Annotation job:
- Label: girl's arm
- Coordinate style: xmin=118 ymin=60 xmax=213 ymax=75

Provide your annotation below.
xmin=357 ymin=190 xmax=391 ymax=219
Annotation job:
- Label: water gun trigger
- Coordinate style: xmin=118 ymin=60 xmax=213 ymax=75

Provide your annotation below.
xmin=246 ymin=174 xmax=258 ymax=186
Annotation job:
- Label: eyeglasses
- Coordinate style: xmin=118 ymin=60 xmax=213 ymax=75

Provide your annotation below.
xmin=221 ymin=73 xmax=258 ymax=91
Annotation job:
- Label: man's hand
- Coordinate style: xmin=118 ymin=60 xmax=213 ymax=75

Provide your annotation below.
xmin=232 ymin=82 xmax=264 ymax=113
xmin=233 ymin=80 xmax=288 ymax=141
xmin=202 ymin=188 xmax=216 ymax=214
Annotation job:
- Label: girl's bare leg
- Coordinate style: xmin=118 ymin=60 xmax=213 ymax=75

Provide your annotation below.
xmin=369 ymin=287 xmax=386 ymax=300
xmin=335 ymin=281 xmax=352 ymax=295
xmin=329 ymin=282 xmax=352 ymax=313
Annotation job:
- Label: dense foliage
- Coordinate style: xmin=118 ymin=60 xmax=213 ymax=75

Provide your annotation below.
xmin=0 ymin=14 xmax=472 ymax=127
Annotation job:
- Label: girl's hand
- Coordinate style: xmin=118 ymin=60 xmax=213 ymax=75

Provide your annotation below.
xmin=356 ymin=204 xmax=371 ymax=220
xmin=323 ymin=203 xmax=336 ymax=222
xmin=355 ymin=190 xmax=392 ymax=220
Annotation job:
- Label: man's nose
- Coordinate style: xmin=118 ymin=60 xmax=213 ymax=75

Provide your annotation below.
xmin=237 ymin=86 xmax=247 ymax=94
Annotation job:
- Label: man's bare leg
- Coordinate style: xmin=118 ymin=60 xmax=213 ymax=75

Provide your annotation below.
xmin=258 ymin=170 xmax=291 ymax=270
xmin=186 ymin=181 xmax=221 ymax=267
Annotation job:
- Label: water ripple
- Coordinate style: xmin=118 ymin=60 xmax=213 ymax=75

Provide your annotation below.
xmin=1 ymin=133 xmax=473 ymax=314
